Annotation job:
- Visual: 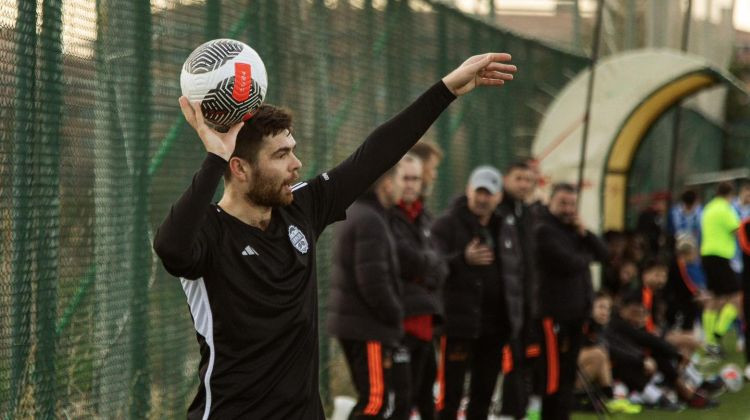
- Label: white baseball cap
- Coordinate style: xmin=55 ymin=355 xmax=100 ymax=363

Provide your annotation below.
xmin=468 ymin=165 xmax=502 ymax=194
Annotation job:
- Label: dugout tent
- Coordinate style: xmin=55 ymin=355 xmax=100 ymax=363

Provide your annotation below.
xmin=532 ymin=48 xmax=745 ymax=232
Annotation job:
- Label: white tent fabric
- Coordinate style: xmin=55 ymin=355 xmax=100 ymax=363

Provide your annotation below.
xmin=531 ymin=49 xmax=736 ymax=232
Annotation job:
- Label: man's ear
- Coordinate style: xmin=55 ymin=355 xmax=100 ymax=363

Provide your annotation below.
xmin=228 ymin=157 xmax=252 ymax=182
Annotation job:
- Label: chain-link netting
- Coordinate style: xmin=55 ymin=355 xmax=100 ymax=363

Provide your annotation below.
xmin=0 ymin=1 xmax=589 ymax=418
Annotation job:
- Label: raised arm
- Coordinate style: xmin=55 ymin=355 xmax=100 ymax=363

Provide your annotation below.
xmin=326 ymin=53 xmax=516 ymax=212
xmin=153 ymin=99 xmax=244 ymax=279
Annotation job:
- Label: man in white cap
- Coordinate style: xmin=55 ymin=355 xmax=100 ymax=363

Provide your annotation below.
xmin=432 ymin=165 xmax=515 ymax=420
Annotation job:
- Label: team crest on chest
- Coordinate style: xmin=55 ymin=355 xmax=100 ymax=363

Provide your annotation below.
xmin=288 ymin=225 xmax=309 ymax=254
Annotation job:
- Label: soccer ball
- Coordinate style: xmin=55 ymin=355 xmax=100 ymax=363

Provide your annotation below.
xmin=180 ymin=39 xmax=268 ymax=131
xmin=720 ymin=363 xmax=743 ymax=392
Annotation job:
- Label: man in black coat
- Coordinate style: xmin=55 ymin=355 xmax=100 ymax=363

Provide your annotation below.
xmin=328 ymin=162 xmax=406 ymax=419
xmin=388 ymin=152 xmax=448 ymax=419
xmin=497 ymin=161 xmax=541 ymax=419
xmin=535 ymin=183 xmax=608 ymax=420
xmin=431 ymin=165 xmax=515 ymax=420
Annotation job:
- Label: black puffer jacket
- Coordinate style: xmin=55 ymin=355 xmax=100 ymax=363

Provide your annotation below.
xmin=327 ymin=192 xmax=404 ymax=345
xmin=431 ymin=196 xmax=524 ymax=339
xmin=535 ymin=209 xmax=608 ymax=321
xmin=497 ymin=194 xmax=540 ymax=328
xmin=388 ymin=204 xmax=448 ymax=323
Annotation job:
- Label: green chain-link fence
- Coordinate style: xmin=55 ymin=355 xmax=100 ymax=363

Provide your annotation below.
xmin=0 ymin=1 xmax=589 ymax=418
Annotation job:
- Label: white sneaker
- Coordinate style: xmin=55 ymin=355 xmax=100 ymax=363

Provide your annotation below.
xmin=744 ymin=364 xmax=750 ymax=382
xmin=613 ymin=381 xmax=629 ymax=400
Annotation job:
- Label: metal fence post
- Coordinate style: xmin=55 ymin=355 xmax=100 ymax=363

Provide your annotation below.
xmin=128 ymin=1 xmax=153 ymax=418
xmin=34 ymin=0 xmax=64 ymax=416
xmin=8 ymin=0 xmax=37 ymax=415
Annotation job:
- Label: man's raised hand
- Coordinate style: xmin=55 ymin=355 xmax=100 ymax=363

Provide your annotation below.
xmin=442 ymin=53 xmax=516 ymax=97
xmin=178 ymin=96 xmax=244 ymax=162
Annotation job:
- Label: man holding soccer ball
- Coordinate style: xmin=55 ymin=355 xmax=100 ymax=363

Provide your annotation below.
xmin=153 ymin=52 xmax=516 ymax=419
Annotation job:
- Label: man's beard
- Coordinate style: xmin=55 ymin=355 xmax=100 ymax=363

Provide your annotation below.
xmin=245 ymin=169 xmax=296 ymax=207
xmin=402 ymin=189 xmax=419 ymax=204
xmin=558 ymin=214 xmax=575 ymax=225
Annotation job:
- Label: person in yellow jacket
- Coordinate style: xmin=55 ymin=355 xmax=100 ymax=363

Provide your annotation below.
xmin=700 ymin=182 xmax=741 ymax=356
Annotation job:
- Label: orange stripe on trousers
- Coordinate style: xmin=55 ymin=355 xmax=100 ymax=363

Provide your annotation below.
xmin=543 ymin=317 xmax=559 ymax=395
xmin=502 ymin=344 xmax=513 ymax=374
xmin=363 ymin=341 xmax=383 ymax=415
xmin=435 ymin=335 xmax=447 ymax=411
xmin=526 ymin=344 xmax=541 ymax=358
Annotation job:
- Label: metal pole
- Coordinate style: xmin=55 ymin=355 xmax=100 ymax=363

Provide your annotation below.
xmin=35 ymin=0 xmax=64 ymax=416
xmin=94 ymin=0 xmax=131 ymax=415
xmin=666 ymin=0 xmax=692 ymax=209
xmin=576 ymin=0 xmax=605 ymax=201
xmin=128 ymin=0 xmax=153 ymax=417
xmin=312 ymin=0 xmax=332 ymax=408
xmin=9 ymin=0 xmax=37 ymax=416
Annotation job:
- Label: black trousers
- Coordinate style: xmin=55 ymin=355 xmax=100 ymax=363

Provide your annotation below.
xmin=500 ymin=339 xmax=534 ymax=419
xmin=436 ymin=333 xmax=507 ymax=420
xmin=541 ymin=317 xmax=584 ymax=420
xmin=397 ymin=334 xmax=437 ymax=420
xmin=340 ymin=339 xmax=394 ymax=419
xmin=612 ymin=360 xmax=649 ymax=392
xmin=665 ymin=298 xmax=701 ymax=331
xmin=389 ymin=344 xmax=412 ymax=420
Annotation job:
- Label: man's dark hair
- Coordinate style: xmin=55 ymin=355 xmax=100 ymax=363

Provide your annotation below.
xmin=225 ymin=104 xmax=293 ymax=180
xmin=504 ymin=161 xmax=530 ymax=175
xmin=409 ymin=140 xmax=443 ymax=162
xmin=716 ymin=181 xmax=734 ymax=197
xmin=680 ymin=189 xmax=697 ymax=206
xmin=550 ymin=182 xmax=577 ymax=199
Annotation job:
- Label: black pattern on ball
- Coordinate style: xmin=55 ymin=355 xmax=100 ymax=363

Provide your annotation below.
xmin=201 ymin=77 xmax=263 ymax=129
xmin=184 ymin=40 xmax=243 ymax=75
